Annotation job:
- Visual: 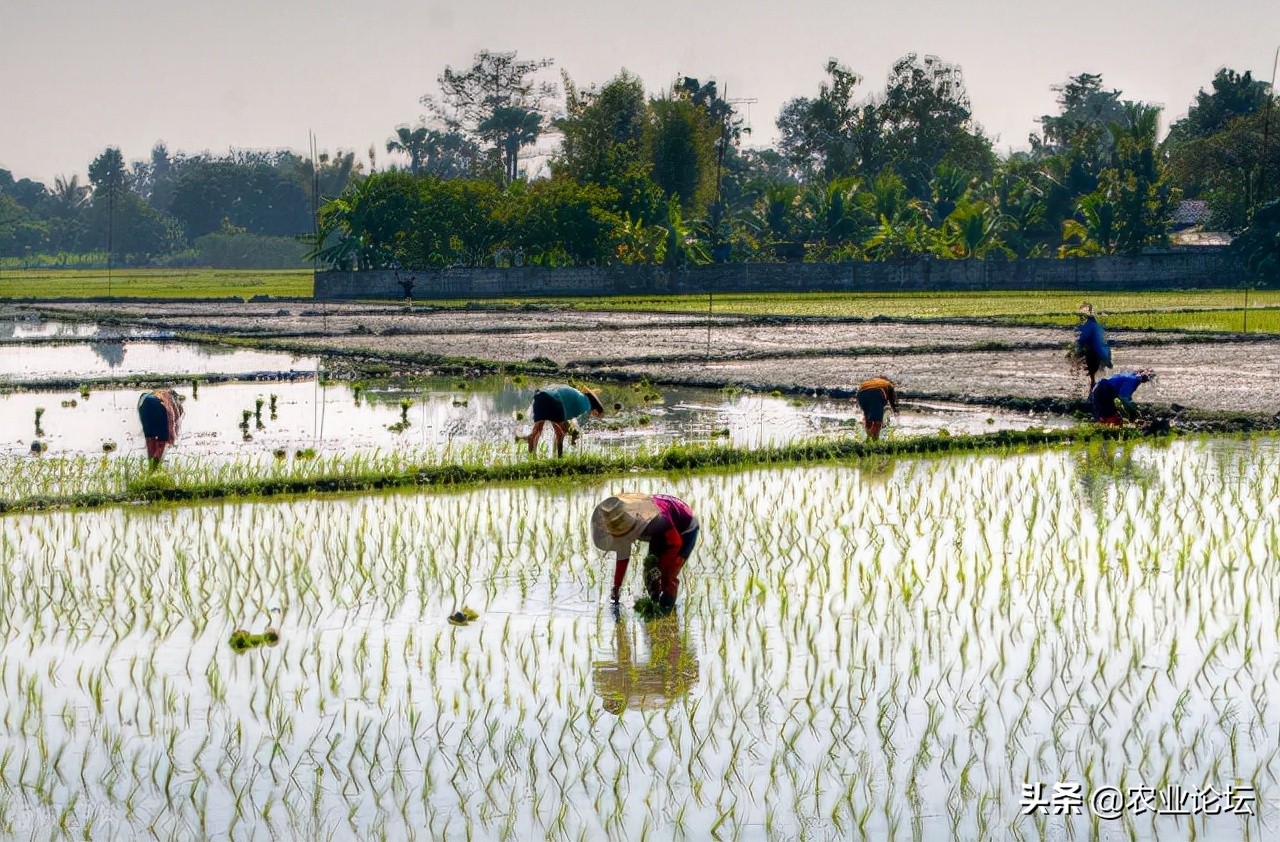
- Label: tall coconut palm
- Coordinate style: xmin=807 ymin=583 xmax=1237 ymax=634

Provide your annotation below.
xmin=51 ymin=175 xmax=89 ymax=218
xmin=386 ymin=126 xmax=431 ymax=174
xmin=477 ymin=107 xmax=543 ymax=182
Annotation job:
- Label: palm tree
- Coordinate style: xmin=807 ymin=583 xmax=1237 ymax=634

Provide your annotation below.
xmin=798 ymin=177 xmax=862 ymax=244
xmin=292 ymin=151 xmax=360 ymax=216
xmin=386 ymin=126 xmax=431 ymax=174
xmin=303 ymin=177 xmax=382 ymax=270
xmin=1060 ymin=188 xmax=1120 ymax=256
xmin=852 ymin=171 xmax=937 ymax=258
xmin=925 ymin=165 xmax=971 ymax=226
xmin=477 ymin=107 xmax=543 ymax=182
xmin=1109 ymin=102 xmax=1174 ymax=253
xmin=988 ymin=169 xmax=1048 ymax=257
xmin=943 ymin=198 xmax=1012 ymax=258
xmin=51 ymin=175 xmax=89 ymax=218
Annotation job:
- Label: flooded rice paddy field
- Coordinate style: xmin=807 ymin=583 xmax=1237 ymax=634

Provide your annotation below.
xmin=29 ymin=301 xmax=744 ymax=337
xmin=0 ymin=376 xmax=1066 ymax=502
xmin=0 ymin=341 xmax=317 ymax=384
xmin=0 ymin=439 xmax=1276 ymax=839
xmin=24 ymin=301 xmax=1272 ymax=415
xmin=0 ymin=317 xmax=166 ymax=342
xmin=10 ymin=302 xmax=1277 ymax=425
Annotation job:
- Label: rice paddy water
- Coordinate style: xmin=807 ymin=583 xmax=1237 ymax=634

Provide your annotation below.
xmin=0 ymin=341 xmax=317 ymax=383
xmin=1 ymin=374 xmax=1067 ymax=503
xmin=0 ymin=438 xmax=1275 ymax=839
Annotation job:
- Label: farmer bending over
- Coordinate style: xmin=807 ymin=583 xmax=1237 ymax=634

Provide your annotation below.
xmin=519 ymin=384 xmax=604 ymax=457
xmin=137 ymin=387 xmax=185 ymax=468
xmin=593 ymin=493 xmax=699 ymax=615
xmin=854 ymin=376 xmax=899 ymax=441
xmin=1091 ymin=369 xmax=1154 ymax=426
xmin=1072 ymin=303 xmax=1113 ymax=391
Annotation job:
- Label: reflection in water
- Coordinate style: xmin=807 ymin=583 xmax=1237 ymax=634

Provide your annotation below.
xmin=89 ymin=341 xmax=126 ymax=369
xmin=1073 ymin=440 xmax=1162 ymax=517
xmin=856 ymin=455 xmax=897 ymax=490
xmin=593 ymin=614 xmax=700 ymax=714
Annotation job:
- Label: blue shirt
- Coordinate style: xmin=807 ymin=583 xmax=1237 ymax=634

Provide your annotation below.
xmin=1076 ymin=317 xmax=1111 ymax=362
xmin=541 ymin=385 xmax=593 ymax=420
xmin=1099 ymin=373 xmax=1144 ymax=400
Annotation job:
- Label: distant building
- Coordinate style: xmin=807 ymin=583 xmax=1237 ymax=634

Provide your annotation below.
xmin=1170 ymin=200 xmax=1211 ymax=230
xmin=1169 ymin=199 xmax=1232 ymax=248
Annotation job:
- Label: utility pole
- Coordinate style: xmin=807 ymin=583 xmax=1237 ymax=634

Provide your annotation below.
xmin=106 ymin=184 xmax=114 ymax=297
xmin=1244 ymin=44 xmax=1278 ymax=333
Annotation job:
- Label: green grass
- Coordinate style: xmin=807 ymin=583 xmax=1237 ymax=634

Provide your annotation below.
xmin=6 ymin=270 xmax=1273 ymax=331
xmin=1 ymin=425 xmax=1143 ymax=514
xmin=454 ymin=289 xmax=1280 ymax=323
xmin=0 ymin=268 xmax=314 ymax=299
xmin=1009 ymin=307 xmax=1280 ymax=333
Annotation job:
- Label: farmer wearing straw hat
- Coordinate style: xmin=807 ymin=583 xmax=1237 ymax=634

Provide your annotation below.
xmin=1072 ymin=302 xmax=1112 ymax=391
xmin=854 ymin=376 xmax=899 ymax=441
xmin=519 ymin=384 xmax=604 ymax=458
xmin=592 ymin=493 xmax=699 ymax=613
xmin=137 ymin=387 xmax=184 ymax=468
xmin=1090 ymin=369 xmax=1155 ymax=426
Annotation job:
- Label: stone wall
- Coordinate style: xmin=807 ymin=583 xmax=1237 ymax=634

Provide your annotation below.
xmin=313 ymin=249 xmax=1246 ymax=300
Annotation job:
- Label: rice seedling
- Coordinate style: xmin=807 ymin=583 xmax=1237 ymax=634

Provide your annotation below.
xmin=0 ymin=433 xmax=1274 ymax=839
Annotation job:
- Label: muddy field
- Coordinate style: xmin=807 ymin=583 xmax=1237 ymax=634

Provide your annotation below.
xmin=607 ymin=342 xmax=1280 ymax=413
xmin=19 ymin=301 xmax=1280 ymax=414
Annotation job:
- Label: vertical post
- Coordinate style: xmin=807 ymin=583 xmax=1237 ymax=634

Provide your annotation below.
xmin=106 ymin=186 xmax=114 ymax=297
xmin=310 ymin=130 xmax=328 ymax=332
xmin=707 ymin=84 xmax=731 ymax=362
xmin=706 ymin=272 xmax=713 ymax=361
xmin=1259 ymin=46 xmax=1278 ymax=209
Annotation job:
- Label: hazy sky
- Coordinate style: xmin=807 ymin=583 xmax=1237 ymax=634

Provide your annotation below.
xmin=1 ymin=0 xmax=1276 ymax=182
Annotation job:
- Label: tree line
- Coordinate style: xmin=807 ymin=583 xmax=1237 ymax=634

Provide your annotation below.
xmin=2 ymin=51 xmax=1277 ymax=278
xmin=0 ymin=146 xmax=357 ymax=267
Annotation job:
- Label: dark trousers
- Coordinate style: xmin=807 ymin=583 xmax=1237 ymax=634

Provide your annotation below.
xmin=531 ymin=391 xmax=567 ymax=423
xmin=644 ymin=521 xmax=700 ymax=604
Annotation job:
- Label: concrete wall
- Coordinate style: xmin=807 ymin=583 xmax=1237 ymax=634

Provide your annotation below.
xmin=314 ymin=249 xmax=1247 ymax=300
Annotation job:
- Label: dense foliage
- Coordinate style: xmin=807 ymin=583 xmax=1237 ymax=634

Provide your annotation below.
xmin=2 ymin=51 xmax=1276 ymax=274
xmin=0 ymin=146 xmax=355 ymax=267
